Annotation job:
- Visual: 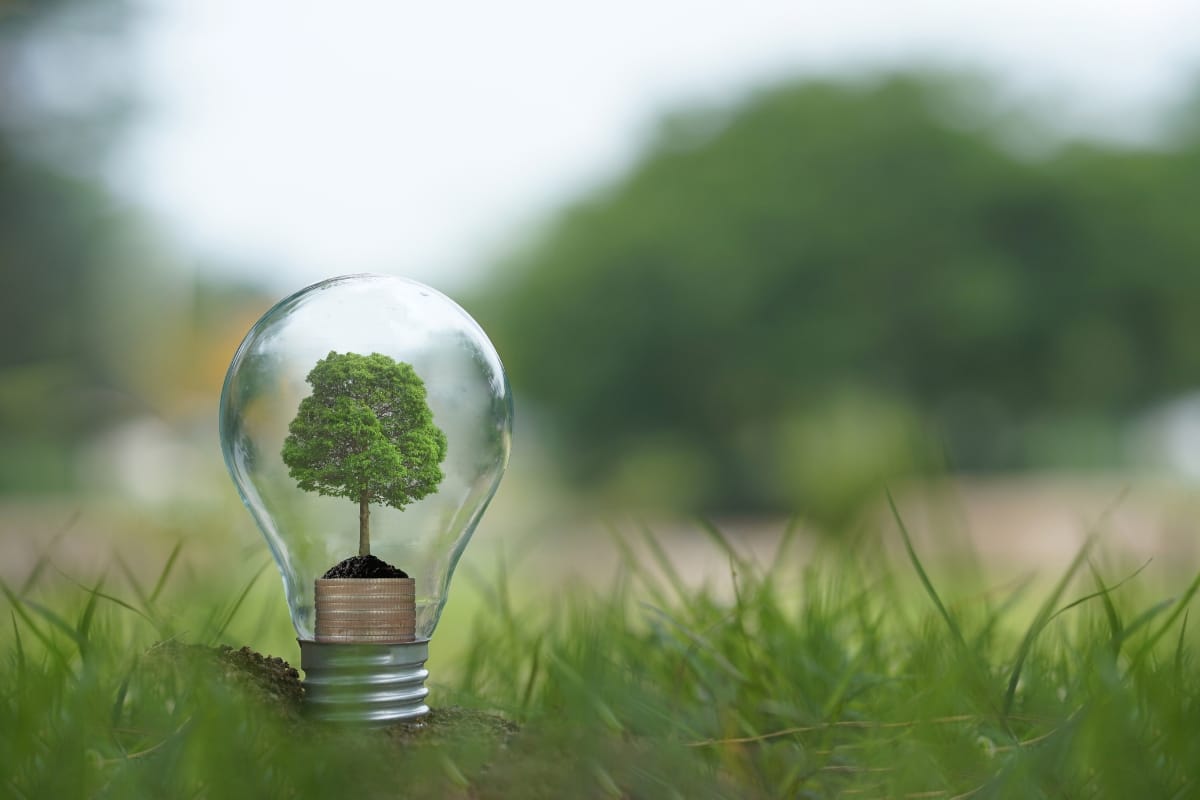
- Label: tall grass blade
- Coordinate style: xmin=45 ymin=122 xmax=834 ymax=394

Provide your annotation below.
xmin=696 ymin=518 xmax=751 ymax=574
xmin=1117 ymin=597 xmax=1176 ymax=645
xmin=116 ymin=554 xmax=154 ymax=614
xmin=886 ymin=489 xmax=965 ymax=648
xmin=73 ymin=572 xmax=106 ymax=658
xmin=55 ymin=567 xmax=157 ymax=627
xmin=606 ymin=523 xmax=671 ymax=610
xmin=10 ymin=611 xmax=24 ymax=682
xmin=1 ymin=580 xmax=66 ymax=666
xmin=641 ymin=603 xmax=748 ymax=683
xmin=19 ymin=554 xmax=53 ymax=597
xmin=213 ymin=560 xmax=270 ymax=640
xmin=150 ymin=540 xmax=186 ymax=604
xmin=1174 ymin=609 xmax=1189 ymax=680
xmin=495 ymin=546 xmax=515 ymax=632
xmin=21 ymin=597 xmax=88 ymax=651
xmin=1003 ymin=530 xmax=1098 ymax=717
xmin=520 ymin=635 xmax=543 ymax=712
xmin=1000 ymin=490 xmax=1127 ymax=718
xmin=18 ymin=510 xmax=79 ymax=594
xmin=769 ymin=515 xmax=803 ymax=570
xmin=1046 ymin=558 xmax=1149 ymax=626
xmin=111 ymin=667 xmax=133 ymax=733
xmin=546 ymin=652 xmax=624 ymax=733
xmin=639 ymin=523 xmax=691 ymax=604
xmin=1088 ymin=561 xmax=1123 ymax=653
xmin=972 ymin=572 xmax=1036 ymax=650
xmin=1129 ymin=568 xmax=1200 ymax=670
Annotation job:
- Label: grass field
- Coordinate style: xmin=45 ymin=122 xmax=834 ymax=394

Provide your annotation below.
xmin=2 ymin=497 xmax=1199 ymax=799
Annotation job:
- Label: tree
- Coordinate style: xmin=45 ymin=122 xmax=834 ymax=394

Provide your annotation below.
xmin=476 ymin=73 xmax=1200 ymax=517
xmin=0 ymin=0 xmax=162 ymax=492
xmin=282 ymin=352 xmax=448 ymax=557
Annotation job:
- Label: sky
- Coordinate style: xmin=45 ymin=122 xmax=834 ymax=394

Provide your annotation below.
xmin=121 ymin=0 xmax=1200 ymax=292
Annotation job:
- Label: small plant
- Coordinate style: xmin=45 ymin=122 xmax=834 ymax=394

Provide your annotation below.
xmin=282 ymin=351 xmax=447 ymax=558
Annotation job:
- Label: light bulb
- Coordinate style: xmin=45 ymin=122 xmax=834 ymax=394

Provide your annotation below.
xmin=219 ymin=274 xmax=512 ymax=723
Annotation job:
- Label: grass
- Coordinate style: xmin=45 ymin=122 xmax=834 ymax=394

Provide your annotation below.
xmin=2 ymin=509 xmax=1199 ymax=799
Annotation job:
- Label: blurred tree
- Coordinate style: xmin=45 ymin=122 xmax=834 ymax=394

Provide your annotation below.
xmin=0 ymin=0 xmax=185 ymax=493
xmin=0 ymin=143 xmax=113 ymax=488
xmin=478 ymin=74 xmax=1200 ymax=519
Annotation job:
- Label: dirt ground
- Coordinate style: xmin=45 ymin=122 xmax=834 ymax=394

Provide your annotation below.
xmin=3 ymin=474 xmax=1199 ymax=592
xmin=507 ymin=474 xmax=1200 ymax=595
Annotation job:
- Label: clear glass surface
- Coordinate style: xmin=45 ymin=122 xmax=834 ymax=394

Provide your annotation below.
xmin=219 ymin=274 xmax=512 ymax=640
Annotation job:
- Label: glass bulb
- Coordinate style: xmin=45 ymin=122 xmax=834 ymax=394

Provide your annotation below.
xmin=219 ymin=274 xmax=511 ymax=721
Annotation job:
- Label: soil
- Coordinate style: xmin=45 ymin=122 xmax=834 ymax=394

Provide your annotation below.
xmin=144 ymin=640 xmax=516 ymax=744
xmin=322 ymin=554 xmax=409 ymax=579
xmin=386 ymin=705 xmax=519 ymax=745
xmin=144 ymin=641 xmax=306 ymax=722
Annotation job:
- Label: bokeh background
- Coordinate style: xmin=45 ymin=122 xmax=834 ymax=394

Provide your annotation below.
xmin=5 ymin=0 xmax=1200 ymax=642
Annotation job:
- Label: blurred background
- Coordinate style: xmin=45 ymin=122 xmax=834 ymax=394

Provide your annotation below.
xmin=4 ymin=0 xmax=1200 ymax=602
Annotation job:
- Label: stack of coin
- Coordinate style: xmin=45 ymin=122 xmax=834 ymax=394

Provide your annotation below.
xmin=314 ymin=578 xmax=416 ymax=643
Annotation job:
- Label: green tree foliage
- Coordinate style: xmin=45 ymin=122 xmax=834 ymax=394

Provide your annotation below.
xmin=282 ymin=352 xmax=448 ymax=556
xmin=0 ymin=0 xmax=186 ymax=493
xmin=478 ymin=74 xmax=1200 ymax=517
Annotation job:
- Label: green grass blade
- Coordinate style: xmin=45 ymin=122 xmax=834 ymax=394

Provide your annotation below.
xmin=696 ymin=518 xmax=751 ymax=575
xmin=1046 ymin=558 xmax=1149 ymax=626
xmin=972 ymin=572 xmax=1037 ymax=649
xmin=19 ymin=553 xmax=54 ymax=597
xmin=111 ymin=666 xmax=133 ymax=732
xmin=55 ymin=566 xmax=159 ymax=628
xmin=2 ymin=580 xmax=66 ymax=666
xmin=495 ymin=546 xmax=515 ymax=632
xmin=150 ymin=540 xmax=186 ymax=604
xmin=1003 ymin=529 xmax=1098 ymax=717
xmin=213 ymin=560 xmax=270 ymax=641
xmin=1129 ymin=568 xmax=1200 ymax=670
xmin=639 ymin=522 xmax=691 ymax=605
xmin=73 ymin=572 xmax=106 ymax=658
xmin=1117 ymin=597 xmax=1176 ymax=646
xmin=999 ymin=490 xmax=1127 ymax=718
xmin=18 ymin=510 xmax=79 ymax=594
xmin=605 ymin=523 xmax=671 ymax=610
xmin=641 ymin=603 xmax=748 ymax=683
xmin=10 ymin=610 xmax=25 ymax=682
xmin=116 ymin=553 xmax=154 ymax=613
xmin=20 ymin=597 xmax=88 ymax=650
xmin=1088 ymin=561 xmax=1123 ymax=653
xmin=520 ymin=635 xmax=543 ymax=712
xmin=1174 ymin=609 xmax=1189 ymax=680
xmin=769 ymin=515 xmax=803 ymax=570
xmin=886 ymin=489 xmax=965 ymax=648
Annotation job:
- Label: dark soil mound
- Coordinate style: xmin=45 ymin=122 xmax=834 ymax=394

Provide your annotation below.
xmin=145 ymin=641 xmax=517 ymax=743
xmin=387 ymin=706 xmax=519 ymax=745
xmin=144 ymin=641 xmax=305 ymax=722
xmin=217 ymin=645 xmax=305 ymax=710
xmin=322 ymin=554 xmax=409 ymax=579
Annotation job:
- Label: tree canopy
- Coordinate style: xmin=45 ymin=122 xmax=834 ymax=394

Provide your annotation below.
xmin=477 ymin=74 xmax=1200 ymax=518
xmin=0 ymin=0 xmax=162 ymax=492
xmin=282 ymin=352 xmax=447 ymax=556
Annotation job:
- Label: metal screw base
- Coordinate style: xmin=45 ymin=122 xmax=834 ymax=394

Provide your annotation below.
xmin=299 ymin=639 xmax=430 ymax=725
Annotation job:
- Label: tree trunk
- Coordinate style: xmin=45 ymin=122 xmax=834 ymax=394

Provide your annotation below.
xmin=358 ymin=494 xmax=370 ymax=556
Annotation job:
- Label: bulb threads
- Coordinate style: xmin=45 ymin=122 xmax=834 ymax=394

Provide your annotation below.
xmin=299 ymin=639 xmax=430 ymax=724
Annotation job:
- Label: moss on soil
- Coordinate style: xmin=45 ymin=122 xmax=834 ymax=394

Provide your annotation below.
xmin=386 ymin=705 xmax=519 ymax=746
